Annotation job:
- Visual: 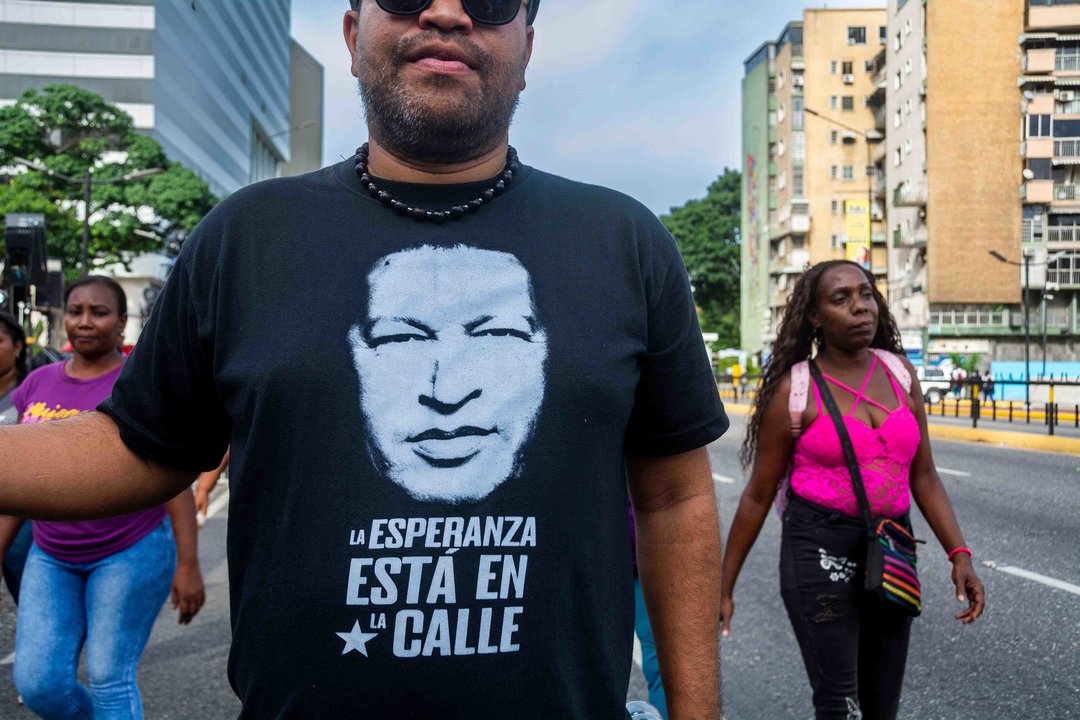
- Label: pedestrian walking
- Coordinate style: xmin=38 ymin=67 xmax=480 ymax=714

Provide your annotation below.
xmin=720 ymin=260 xmax=984 ymax=720
xmin=0 ymin=2 xmax=728 ymax=717
xmin=0 ymin=277 xmax=205 ymax=720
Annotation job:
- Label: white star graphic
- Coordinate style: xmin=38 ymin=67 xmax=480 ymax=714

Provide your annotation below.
xmin=336 ymin=620 xmax=379 ymax=657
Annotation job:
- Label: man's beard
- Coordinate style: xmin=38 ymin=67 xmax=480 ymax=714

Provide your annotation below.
xmin=357 ymin=32 xmax=524 ymax=165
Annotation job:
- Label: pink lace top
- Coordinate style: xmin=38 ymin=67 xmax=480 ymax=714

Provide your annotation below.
xmin=790 ymin=357 xmax=921 ymax=518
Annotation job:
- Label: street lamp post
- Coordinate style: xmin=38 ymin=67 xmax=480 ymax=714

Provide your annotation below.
xmin=989 ymin=249 xmax=1068 ymax=406
xmin=804 ymin=107 xmax=879 ymax=276
xmin=12 ymin=157 xmax=163 ymax=277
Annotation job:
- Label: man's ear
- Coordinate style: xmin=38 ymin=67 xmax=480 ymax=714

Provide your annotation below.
xmin=344 ymin=9 xmax=361 ymax=78
xmin=520 ymin=25 xmax=534 ymax=91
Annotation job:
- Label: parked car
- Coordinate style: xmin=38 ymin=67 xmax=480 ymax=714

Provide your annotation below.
xmin=916 ymin=365 xmax=951 ymax=403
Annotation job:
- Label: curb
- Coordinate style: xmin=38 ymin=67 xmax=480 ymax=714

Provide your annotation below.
xmin=720 ymin=402 xmax=1080 ymax=455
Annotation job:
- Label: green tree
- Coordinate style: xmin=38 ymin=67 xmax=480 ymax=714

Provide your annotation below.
xmin=0 ymin=84 xmax=218 ymax=279
xmin=660 ymin=169 xmax=741 ymax=347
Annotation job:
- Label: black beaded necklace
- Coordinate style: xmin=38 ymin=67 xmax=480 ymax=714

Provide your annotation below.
xmin=353 ymin=143 xmax=520 ymax=223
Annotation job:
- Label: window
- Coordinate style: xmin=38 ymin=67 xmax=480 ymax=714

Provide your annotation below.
xmin=831 ymin=165 xmax=839 ymax=179
xmin=1027 ymin=158 xmax=1052 ymax=180
xmin=894 ymin=109 xmax=902 ymax=128
xmin=830 ymin=130 xmax=839 ymax=144
xmin=792 ymin=132 xmax=806 ymax=162
xmin=830 ymin=60 xmax=839 ymax=74
xmin=879 ymin=25 xmax=887 ymax=43
xmin=842 ymin=165 xmax=855 ymax=180
xmin=904 ymin=59 xmax=913 ymax=75
xmin=894 ymin=31 xmax=902 ymax=52
xmin=830 ymin=95 xmax=839 ymax=109
xmin=831 ymin=234 xmax=842 ymax=249
xmin=777 ymin=138 xmax=786 ymax=156
xmin=894 ymin=148 xmax=902 ymax=167
xmin=1028 ymin=114 xmax=1052 ymax=138
xmin=1052 ymin=118 xmax=1080 ymax=137
xmin=894 ymin=72 xmax=902 ymax=90
xmin=778 ymin=71 xmax=786 ymax=88
xmin=778 ymin=103 xmax=786 ymax=124
xmin=842 ymin=96 xmax=855 ymax=112
xmin=904 ymin=19 xmax=912 ymax=35
xmin=793 ymin=167 xmax=804 ymax=196
xmin=792 ymin=96 xmax=804 ymax=130
xmin=842 ymin=61 xmax=854 ymax=75
xmin=1057 ymin=43 xmax=1080 ymax=72
xmin=848 ymin=26 xmax=867 ymax=45
xmin=831 ymin=200 xmax=840 ymax=215
xmin=904 ymin=139 xmax=912 ymax=155
xmin=865 ymin=60 xmax=875 ymax=73
xmin=866 ymin=164 xmax=876 ymax=178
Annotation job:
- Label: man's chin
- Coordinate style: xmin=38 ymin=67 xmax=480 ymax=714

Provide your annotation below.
xmin=389 ymin=466 xmax=510 ymax=505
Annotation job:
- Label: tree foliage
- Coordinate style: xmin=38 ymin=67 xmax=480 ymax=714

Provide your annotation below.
xmin=660 ymin=169 xmax=742 ymax=348
xmin=0 ymin=84 xmax=218 ymax=279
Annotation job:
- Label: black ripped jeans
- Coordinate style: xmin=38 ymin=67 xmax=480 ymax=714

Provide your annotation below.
xmin=780 ymin=494 xmax=913 ymax=720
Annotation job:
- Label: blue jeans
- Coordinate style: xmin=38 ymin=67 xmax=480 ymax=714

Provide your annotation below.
xmin=14 ymin=520 xmax=175 ymax=720
xmin=634 ymin=577 xmax=668 ymax=719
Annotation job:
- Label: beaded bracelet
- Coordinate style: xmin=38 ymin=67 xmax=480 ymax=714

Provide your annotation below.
xmin=948 ymin=547 xmax=973 ymax=561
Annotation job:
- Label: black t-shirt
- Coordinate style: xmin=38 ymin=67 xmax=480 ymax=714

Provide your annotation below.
xmin=101 ymin=159 xmax=728 ymax=718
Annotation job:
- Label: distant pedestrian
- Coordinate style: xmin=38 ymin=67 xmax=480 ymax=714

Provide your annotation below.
xmin=720 ymin=260 xmax=984 ymax=720
xmin=0 ymin=277 xmax=205 ymax=720
xmin=951 ymin=366 xmax=967 ymax=400
xmin=980 ymin=370 xmax=995 ymax=403
xmin=0 ymin=312 xmax=32 ymax=603
xmin=629 ymin=502 xmax=667 ymax=718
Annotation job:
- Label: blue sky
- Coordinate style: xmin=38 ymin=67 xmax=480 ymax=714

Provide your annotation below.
xmin=291 ymin=0 xmax=878 ymax=216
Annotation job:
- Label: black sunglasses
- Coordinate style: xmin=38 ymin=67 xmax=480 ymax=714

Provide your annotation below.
xmin=352 ymin=0 xmax=539 ymax=26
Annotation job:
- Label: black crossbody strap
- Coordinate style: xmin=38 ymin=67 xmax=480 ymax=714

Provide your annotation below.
xmin=808 ymin=359 xmax=876 ymax=535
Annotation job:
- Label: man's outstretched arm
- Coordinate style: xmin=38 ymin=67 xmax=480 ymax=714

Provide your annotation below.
xmin=626 ymin=446 xmax=721 ymax=720
xmin=0 ymin=412 xmax=196 ymax=520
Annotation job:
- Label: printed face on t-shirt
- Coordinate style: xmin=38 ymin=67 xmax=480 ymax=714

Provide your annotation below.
xmin=348 ymin=245 xmax=548 ymax=503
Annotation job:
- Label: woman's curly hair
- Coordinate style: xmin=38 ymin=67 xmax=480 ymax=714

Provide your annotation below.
xmin=0 ymin=312 xmax=28 ymax=384
xmin=739 ymin=260 xmax=902 ymax=468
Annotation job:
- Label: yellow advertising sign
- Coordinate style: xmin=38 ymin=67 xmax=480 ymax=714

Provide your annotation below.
xmin=844 ymin=199 xmax=871 ymax=269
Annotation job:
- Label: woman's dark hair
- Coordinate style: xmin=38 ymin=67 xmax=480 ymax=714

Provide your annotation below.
xmin=740 ymin=260 xmax=903 ymax=468
xmin=65 ymin=275 xmax=127 ymax=316
xmin=0 ymin=311 xmax=28 ymax=383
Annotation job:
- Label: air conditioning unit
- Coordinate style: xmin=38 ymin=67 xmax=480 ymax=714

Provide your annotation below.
xmin=1059 ymin=90 xmax=1076 ymax=102
xmin=842 ymin=74 xmax=855 ymax=84
xmin=792 ymin=75 xmax=804 ymax=88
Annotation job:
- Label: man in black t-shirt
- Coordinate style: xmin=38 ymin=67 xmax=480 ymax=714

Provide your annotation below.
xmin=0 ymin=2 xmax=728 ymax=717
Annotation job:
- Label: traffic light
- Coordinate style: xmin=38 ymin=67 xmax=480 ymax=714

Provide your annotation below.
xmin=4 ymin=213 xmax=47 ymax=288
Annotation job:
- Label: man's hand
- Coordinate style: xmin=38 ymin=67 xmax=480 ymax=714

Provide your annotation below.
xmin=171 ymin=559 xmax=205 ymax=624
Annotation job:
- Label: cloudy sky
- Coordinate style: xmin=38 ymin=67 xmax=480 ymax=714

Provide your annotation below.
xmin=291 ymin=0 xmax=877 ymax=216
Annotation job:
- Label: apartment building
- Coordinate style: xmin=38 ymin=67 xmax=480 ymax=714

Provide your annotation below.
xmin=0 ymin=0 xmax=323 ymax=197
xmin=884 ymin=0 xmax=1078 ymax=364
xmin=741 ymin=8 xmax=888 ymax=358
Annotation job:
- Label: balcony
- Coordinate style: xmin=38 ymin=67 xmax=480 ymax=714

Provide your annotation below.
xmin=894 ymin=182 xmax=928 ymax=207
xmin=1054 ymin=138 xmax=1080 ymax=157
xmin=1054 ymin=184 xmax=1080 ymax=201
xmin=1047 ymin=266 xmax=1080 ymax=286
xmin=1025 ymin=47 xmax=1056 ymax=74
xmin=1057 ymin=55 xmax=1080 ymax=72
xmin=928 ymin=306 xmax=1006 ymax=329
xmin=873 ymin=105 xmax=887 ymax=132
xmin=871 ymin=231 xmax=886 ymax=245
xmin=1024 ymin=179 xmax=1054 ymax=203
xmin=1028 ymin=5 xmax=1080 ymax=32
xmin=1048 ymin=226 xmax=1080 ymax=245
xmin=1024 ymin=138 xmax=1053 ymax=158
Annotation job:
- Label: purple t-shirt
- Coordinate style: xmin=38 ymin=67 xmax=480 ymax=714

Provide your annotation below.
xmin=12 ymin=362 xmax=166 ymax=563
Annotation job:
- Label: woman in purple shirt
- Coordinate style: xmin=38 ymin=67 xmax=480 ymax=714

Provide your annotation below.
xmin=0 ymin=276 xmax=204 ymax=720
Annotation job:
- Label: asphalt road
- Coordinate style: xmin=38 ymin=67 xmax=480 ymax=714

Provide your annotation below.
xmin=0 ymin=419 xmax=1076 ymax=719
xmin=711 ymin=414 xmax=1080 ymax=720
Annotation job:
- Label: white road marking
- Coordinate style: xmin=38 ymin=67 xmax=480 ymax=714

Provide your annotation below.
xmin=713 ymin=473 xmax=737 ymax=485
xmin=982 ymin=561 xmax=1080 ymax=596
xmin=205 ymin=487 xmax=230 ymax=521
xmin=0 ymin=651 xmax=13 ymax=666
xmin=937 ymin=467 xmax=972 ymax=477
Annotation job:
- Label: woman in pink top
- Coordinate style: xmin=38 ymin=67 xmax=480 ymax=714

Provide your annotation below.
xmin=721 ymin=261 xmax=984 ymax=720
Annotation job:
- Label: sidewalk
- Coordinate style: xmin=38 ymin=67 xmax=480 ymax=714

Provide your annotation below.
xmin=721 ymin=401 xmax=1080 ymax=456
